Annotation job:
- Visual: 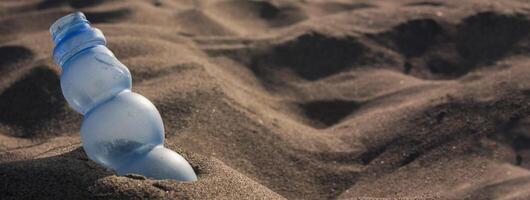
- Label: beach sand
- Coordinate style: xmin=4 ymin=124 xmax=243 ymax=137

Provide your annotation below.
xmin=1 ymin=0 xmax=530 ymax=199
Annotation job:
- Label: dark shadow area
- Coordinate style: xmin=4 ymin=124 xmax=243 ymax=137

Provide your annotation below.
xmin=404 ymin=1 xmax=445 ymax=7
xmin=319 ymin=2 xmax=375 ymax=13
xmin=488 ymin=116 xmax=530 ymax=168
xmin=456 ymin=12 xmax=530 ymax=65
xmin=426 ymin=57 xmax=463 ymax=76
xmin=251 ymin=32 xmax=366 ymax=81
xmin=299 ymin=100 xmax=360 ymax=128
xmin=0 ymin=66 xmax=67 ymax=137
xmin=255 ymin=1 xmax=281 ymax=19
xmin=0 ymin=147 xmax=111 ymax=200
xmin=70 ymin=0 xmax=107 ymax=8
xmin=213 ymin=1 xmax=307 ymax=28
xmin=85 ymin=8 xmax=132 ymax=23
xmin=372 ymin=12 xmax=530 ymax=80
xmin=0 ymin=46 xmax=33 ymax=70
xmin=37 ymin=0 xmax=108 ymax=9
xmin=375 ymin=19 xmax=445 ymax=57
xmin=264 ymin=6 xmax=307 ymax=27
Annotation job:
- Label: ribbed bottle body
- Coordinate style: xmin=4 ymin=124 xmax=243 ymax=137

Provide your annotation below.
xmin=60 ymin=45 xmax=131 ymax=114
xmin=80 ymin=91 xmax=164 ymax=170
xmin=50 ymin=12 xmax=197 ymax=181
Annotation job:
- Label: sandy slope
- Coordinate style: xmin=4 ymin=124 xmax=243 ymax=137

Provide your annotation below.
xmin=1 ymin=0 xmax=530 ymax=199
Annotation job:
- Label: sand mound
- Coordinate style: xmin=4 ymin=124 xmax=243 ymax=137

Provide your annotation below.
xmin=1 ymin=0 xmax=530 ymax=199
xmin=0 ymin=46 xmax=33 ymax=70
xmin=1 ymin=145 xmax=282 ymax=199
xmin=205 ymin=0 xmax=307 ymax=33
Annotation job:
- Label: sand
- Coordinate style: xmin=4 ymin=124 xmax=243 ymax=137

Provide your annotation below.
xmin=1 ymin=0 xmax=530 ymax=199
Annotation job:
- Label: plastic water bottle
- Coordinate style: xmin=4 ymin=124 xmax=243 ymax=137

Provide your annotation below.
xmin=49 ymin=12 xmax=197 ymax=181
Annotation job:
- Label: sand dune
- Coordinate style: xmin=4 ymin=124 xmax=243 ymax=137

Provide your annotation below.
xmin=1 ymin=0 xmax=530 ymax=199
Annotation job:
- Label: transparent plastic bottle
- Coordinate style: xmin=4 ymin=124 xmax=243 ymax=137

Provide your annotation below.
xmin=50 ymin=12 xmax=197 ymax=181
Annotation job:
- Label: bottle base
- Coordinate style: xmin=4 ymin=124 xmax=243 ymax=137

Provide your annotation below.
xmin=116 ymin=146 xmax=197 ymax=182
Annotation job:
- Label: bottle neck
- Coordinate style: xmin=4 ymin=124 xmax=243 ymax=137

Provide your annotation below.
xmin=50 ymin=12 xmax=107 ymax=67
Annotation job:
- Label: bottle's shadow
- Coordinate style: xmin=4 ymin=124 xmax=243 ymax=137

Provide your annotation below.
xmin=0 ymin=147 xmax=112 ymax=199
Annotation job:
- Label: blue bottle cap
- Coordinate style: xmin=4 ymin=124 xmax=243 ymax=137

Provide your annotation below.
xmin=50 ymin=12 xmax=106 ymax=66
xmin=50 ymin=12 xmax=89 ymax=44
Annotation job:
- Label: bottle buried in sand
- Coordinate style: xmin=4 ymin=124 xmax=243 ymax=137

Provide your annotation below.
xmin=49 ymin=12 xmax=197 ymax=181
